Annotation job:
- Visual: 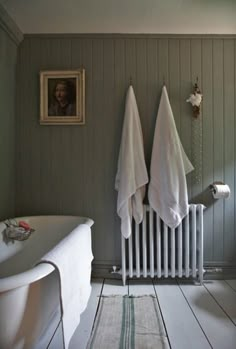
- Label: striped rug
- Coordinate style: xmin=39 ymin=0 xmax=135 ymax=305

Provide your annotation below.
xmin=86 ymin=295 xmax=170 ymax=349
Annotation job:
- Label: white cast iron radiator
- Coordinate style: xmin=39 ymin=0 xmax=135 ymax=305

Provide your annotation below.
xmin=121 ymin=204 xmax=204 ymax=286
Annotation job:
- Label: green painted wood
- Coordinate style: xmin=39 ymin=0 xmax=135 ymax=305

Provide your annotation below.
xmin=38 ymin=39 xmax=56 ymax=215
xmin=14 ymin=35 xmax=236 ymax=270
xmin=103 ymin=38 xmax=119 ymax=262
xmin=68 ymin=38 xmax=87 ymax=216
xmin=235 ymin=40 xmax=236 ymax=263
xmin=212 ymin=39 xmax=224 ymax=262
xmin=75 ymin=39 xmax=94 ymax=218
xmin=223 ymin=40 xmax=235 ymax=262
xmin=146 ymin=39 xmax=158 ymax=171
xmin=168 ymin=39 xmax=180 ymax=134
xmin=91 ymin=38 xmax=106 ymax=261
xmin=27 ymin=38 xmax=45 ymax=215
xmin=190 ymin=39 xmax=202 ymax=196
xmin=125 ymin=38 xmax=136 ymax=86
xmin=158 ymin=39 xmax=169 ymax=86
xmin=0 ymin=27 xmax=17 ymax=220
xmin=113 ymin=38 xmax=126 ymax=264
xmin=202 ymin=39 xmax=214 ymax=262
xmin=179 ymin=39 xmax=192 ymax=198
xmin=136 ymin=38 xmax=147 ymax=147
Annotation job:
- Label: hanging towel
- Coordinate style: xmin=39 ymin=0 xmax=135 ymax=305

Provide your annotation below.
xmin=39 ymin=224 xmax=93 ymax=349
xmin=148 ymin=86 xmax=194 ymax=229
xmin=115 ymin=85 xmax=148 ymax=239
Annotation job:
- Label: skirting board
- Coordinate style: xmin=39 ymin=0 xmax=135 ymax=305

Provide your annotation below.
xmin=92 ymin=262 xmax=236 ymax=280
xmin=204 ymin=262 xmax=236 ymax=280
xmin=92 ymin=262 xmax=122 ymax=279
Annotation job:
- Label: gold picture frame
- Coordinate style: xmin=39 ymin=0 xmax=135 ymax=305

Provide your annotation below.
xmin=40 ymin=69 xmax=85 ymax=125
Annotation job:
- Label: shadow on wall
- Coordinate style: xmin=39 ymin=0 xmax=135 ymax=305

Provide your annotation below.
xmin=190 ymin=186 xmax=215 ymax=209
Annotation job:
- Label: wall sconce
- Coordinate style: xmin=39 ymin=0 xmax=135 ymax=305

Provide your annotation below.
xmin=186 ymin=78 xmax=203 ymax=118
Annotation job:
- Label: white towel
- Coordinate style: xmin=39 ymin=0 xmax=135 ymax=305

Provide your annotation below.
xmin=39 ymin=224 xmax=93 ymax=349
xmin=148 ymin=86 xmax=194 ymax=229
xmin=115 ymin=85 xmax=148 ymax=238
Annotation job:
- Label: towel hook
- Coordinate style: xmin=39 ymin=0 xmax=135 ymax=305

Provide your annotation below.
xmin=129 ymin=76 xmax=133 ymax=86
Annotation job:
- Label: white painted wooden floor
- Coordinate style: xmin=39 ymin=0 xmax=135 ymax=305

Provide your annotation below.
xmin=69 ymin=278 xmax=236 ymax=349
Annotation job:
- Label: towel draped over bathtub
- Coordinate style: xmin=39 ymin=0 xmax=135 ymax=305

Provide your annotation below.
xmin=39 ymin=224 xmax=93 ymax=349
xmin=115 ymin=85 xmax=148 ymax=239
xmin=148 ymin=85 xmax=194 ymax=229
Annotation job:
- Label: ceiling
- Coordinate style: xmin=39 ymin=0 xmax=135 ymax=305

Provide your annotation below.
xmin=0 ymin=0 xmax=236 ymax=34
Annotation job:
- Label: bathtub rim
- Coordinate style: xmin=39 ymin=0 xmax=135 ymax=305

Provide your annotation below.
xmin=0 ymin=215 xmax=94 ymax=292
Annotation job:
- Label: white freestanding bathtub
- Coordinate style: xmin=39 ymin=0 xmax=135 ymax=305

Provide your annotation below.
xmin=0 ymin=215 xmax=94 ymax=349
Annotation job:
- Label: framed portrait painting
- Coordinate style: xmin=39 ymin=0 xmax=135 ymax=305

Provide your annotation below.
xmin=40 ymin=69 xmax=85 ymax=125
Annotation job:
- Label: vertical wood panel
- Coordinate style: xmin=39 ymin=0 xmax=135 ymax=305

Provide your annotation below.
xmin=0 ymin=28 xmax=17 ymax=219
xmin=191 ymin=39 xmax=202 ymax=196
xmin=79 ymin=38 xmax=94 ymax=216
xmin=146 ymin=38 xmax=158 ymax=169
xmin=28 ymin=38 xmax=43 ymax=215
xmin=213 ymin=39 xmax=224 ymax=261
xmin=235 ymin=39 xmax=236 ymax=262
xmin=16 ymin=39 xmax=32 ymax=214
xmin=91 ymin=38 xmax=106 ymax=260
xmin=125 ymin=38 xmax=136 ymax=85
xmin=113 ymin=38 xmax=126 ymax=263
xmin=38 ymin=39 xmax=55 ymax=214
xmin=202 ymin=39 xmax=214 ymax=261
xmin=103 ymin=38 xmax=118 ymax=261
xmin=180 ymin=39 xmax=192 ymax=198
xmin=68 ymin=38 xmax=86 ymax=214
xmin=113 ymin=39 xmax=127 ymax=263
xmin=49 ymin=39 xmax=72 ymax=215
xmin=158 ymin=39 xmax=169 ymax=86
xmin=168 ymin=39 xmax=180 ymax=133
xmin=223 ymin=39 xmax=235 ymax=261
xmin=136 ymin=39 xmax=147 ymax=144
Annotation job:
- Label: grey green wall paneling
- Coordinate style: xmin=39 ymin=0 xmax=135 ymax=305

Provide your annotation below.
xmin=16 ymin=35 xmax=236 ymax=268
xmin=0 ymin=24 xmax=18 ymax=220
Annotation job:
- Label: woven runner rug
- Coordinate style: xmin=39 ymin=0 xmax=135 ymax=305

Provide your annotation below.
xmin=86 ymin=295 xmax=170 ymax=349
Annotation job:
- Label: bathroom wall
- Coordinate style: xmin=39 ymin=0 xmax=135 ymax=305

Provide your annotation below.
xmin=16 ymin=34 xmax=236 ymax=274
xmin=0 ymin=6 xmax=22 ymax=220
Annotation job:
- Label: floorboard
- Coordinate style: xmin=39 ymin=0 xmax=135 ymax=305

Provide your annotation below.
xmin=179 ymin=281 xmax=236 ymax=349
xmin=69 ymin=278 xmax=104 ymax=349
xmin=129 ymin=278 xmax=155 ymax=295
xmin=102 ymin=278 xmax=128 ymax=295
xmin=225 ymin=279 xmax=236 ymax=292
xmin=70 ymin=278 xmax=236 ymax=349
xmin=154 ymin=279 xmax=211 ymax=349
xmin=204 ymin=280 xmax=236 ymax=325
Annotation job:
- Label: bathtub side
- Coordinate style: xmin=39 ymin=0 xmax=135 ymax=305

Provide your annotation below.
xmin=0 ymin=269 xmax=62 ymax=349
xmin=0 ymin=215 xmax=94 ymax=291
xmin=0 ymin=216 xmax=94 ymax=349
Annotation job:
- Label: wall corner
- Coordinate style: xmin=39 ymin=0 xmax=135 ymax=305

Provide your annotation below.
xmin=0 ymin=3 xmax=23 ymax=45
